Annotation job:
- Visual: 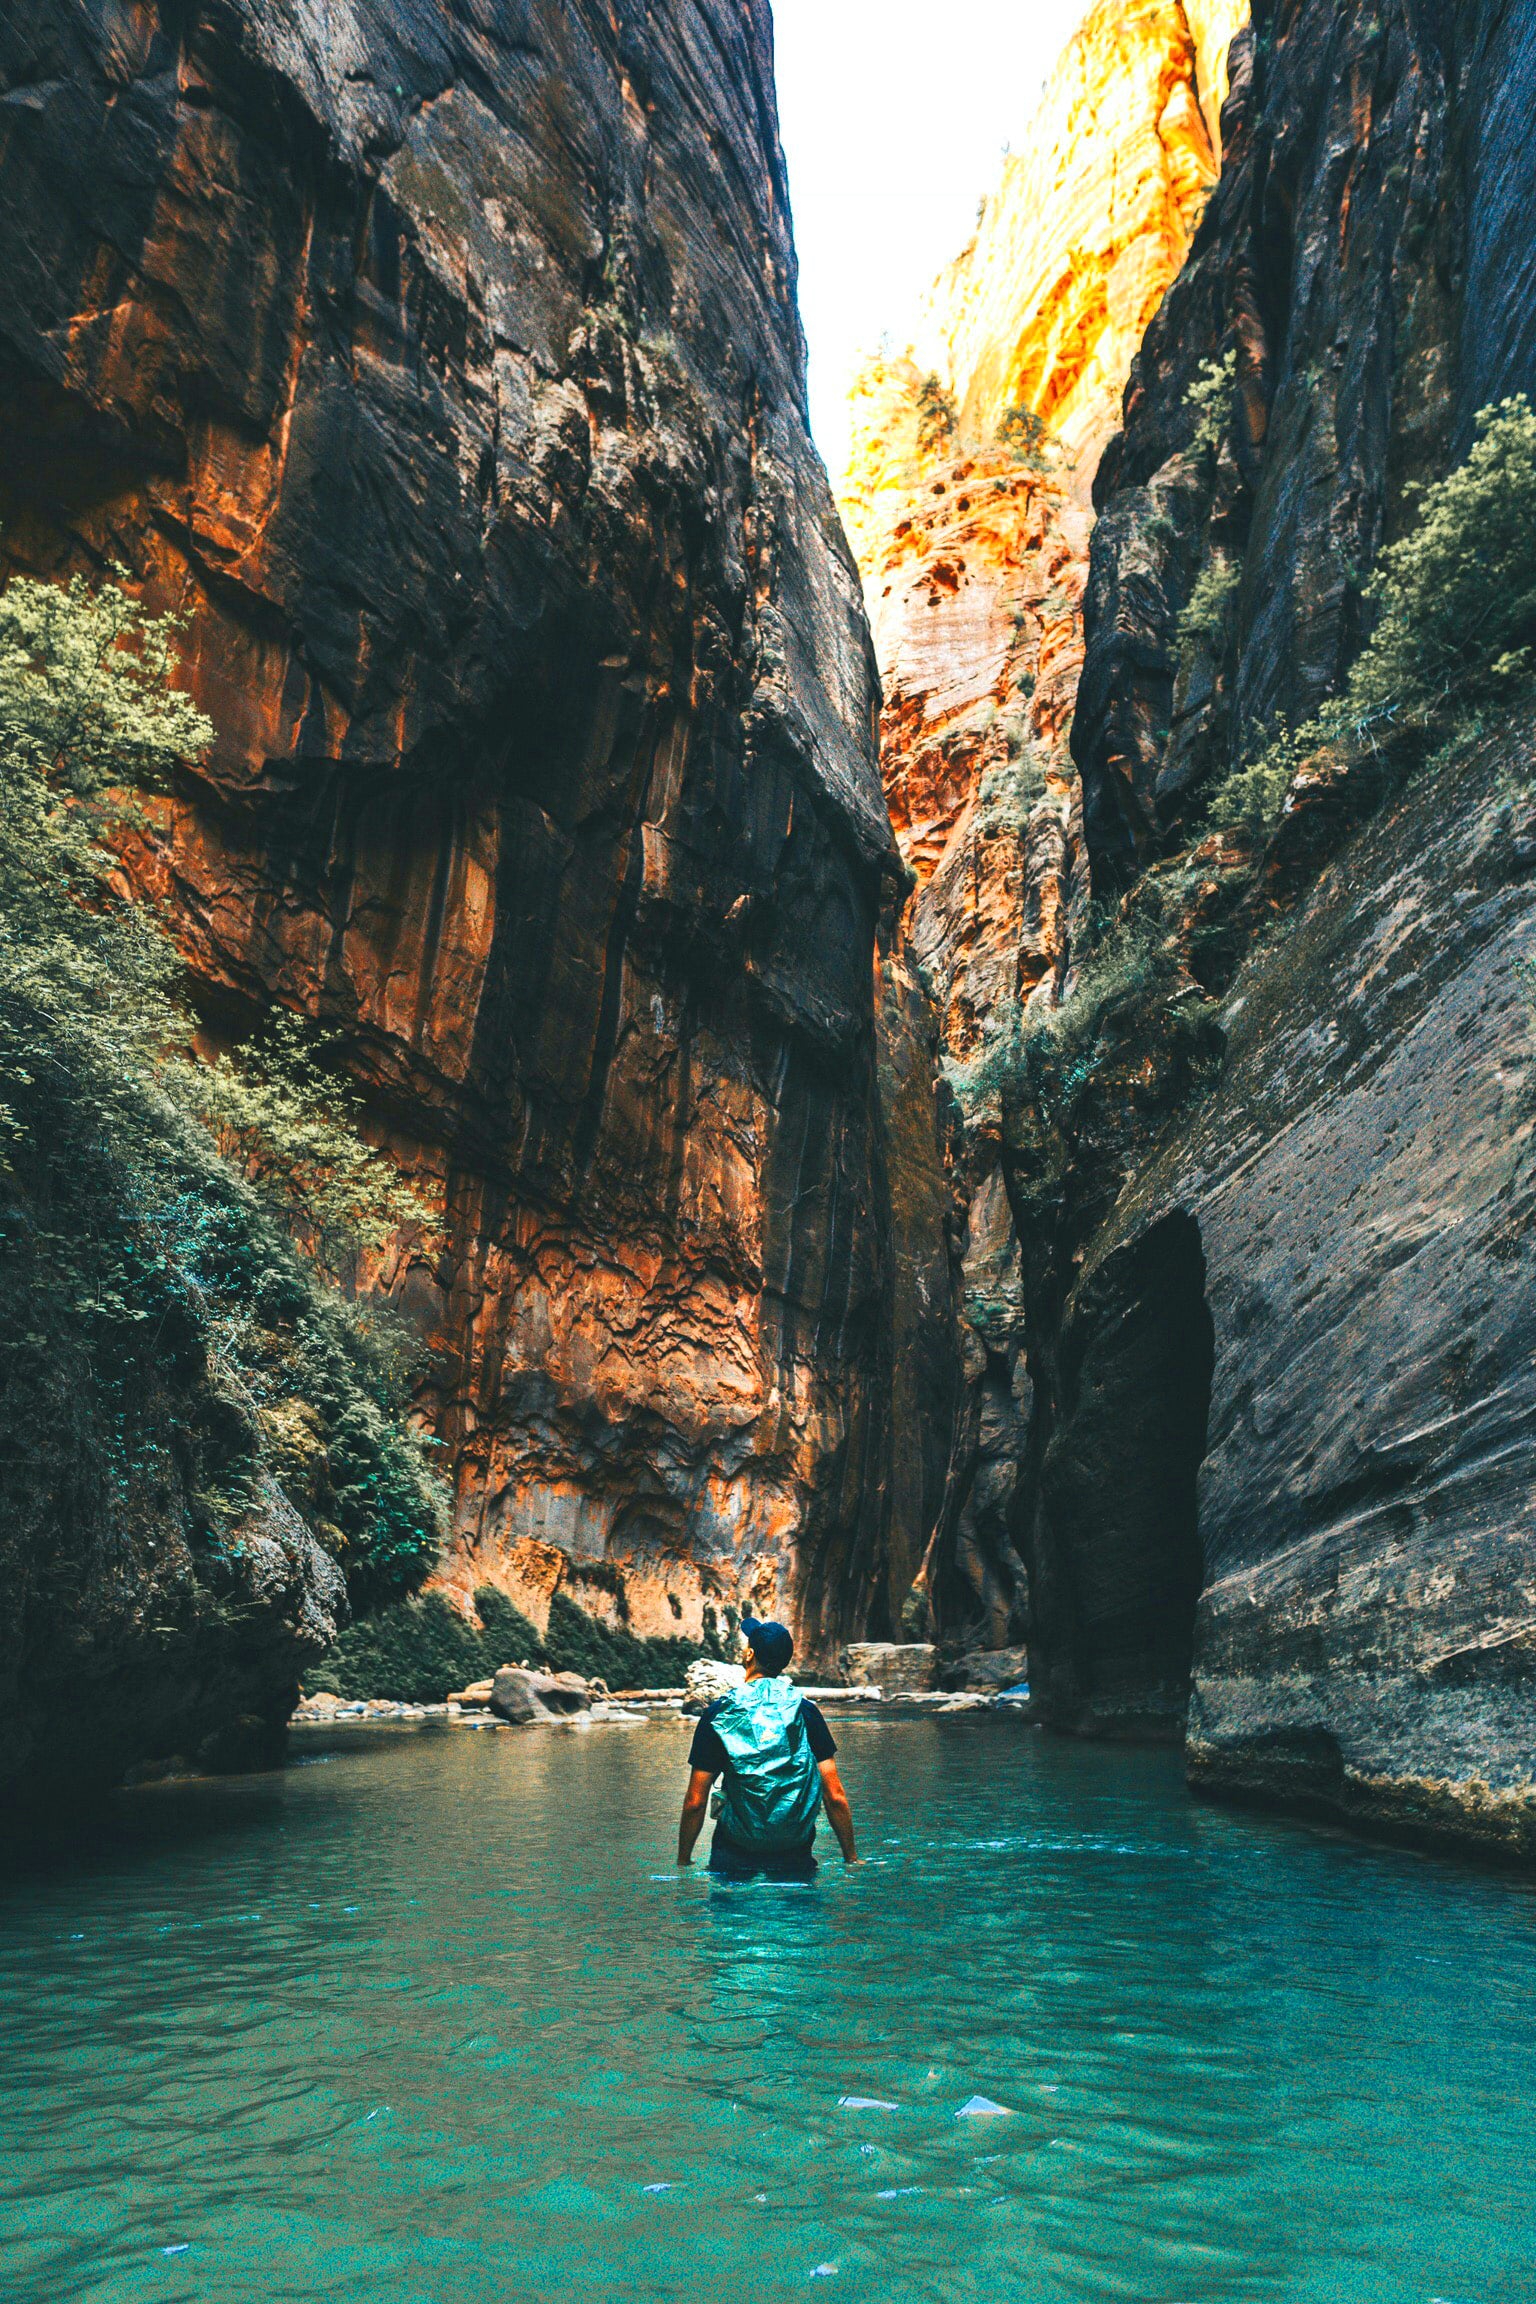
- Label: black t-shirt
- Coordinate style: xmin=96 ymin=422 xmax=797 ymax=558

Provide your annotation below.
xmin=687 ymin=1693 xmax=837 ymax=1776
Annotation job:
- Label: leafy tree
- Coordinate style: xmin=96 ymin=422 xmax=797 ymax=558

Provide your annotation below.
xmin=997 ymin=401 xmax=1050 ymax=469
xmin=916 ymin=372 xmax=957 ymax=455
xmin=1207 ymin=395 xmax=1536 ymax=832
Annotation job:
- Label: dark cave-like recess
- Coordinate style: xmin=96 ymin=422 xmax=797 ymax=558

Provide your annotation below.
xmin=1037 ymin=1211 xmax=1214 ymax=1736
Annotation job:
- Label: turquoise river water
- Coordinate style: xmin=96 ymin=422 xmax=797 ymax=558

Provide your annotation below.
xmin=2 ymin=1716 xmax=1533 ymax=2303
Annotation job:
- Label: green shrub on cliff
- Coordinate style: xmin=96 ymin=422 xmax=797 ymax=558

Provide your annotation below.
xmin=1205 ymin=712 xmax=1313 ymax=835
xmin=916 ymin=373 xmax=957 ymax=455
xmin=0 ymin=572 xmax=206 ymax=1143
xmin=998 ymin=399 xmax=1536 ymax=1235
xmin=978 ymin=746 xmax=1048 ymax=833
xmin=1176 ymin=553 xmax=1241 ymax=669
xmin=1349 ymin=394 xmax=1536 ymax=712
xmin=997 ymin=402 xmax=1050 ymax=469
xmin=0 ymin=566 xmax=445 ymax=1608
xmin=1207 ymin=396 xmax=1536 ymax=833
xmin=184 ymin=1009 xmax=428 ymax=1283
xmin=976 ymin=408 xmax=1536 ymax=1284
xmin=947 ymin=862 xmax=1225 ymax=1241
xmin=1185 ymin=349 xmax=1236 ymax=458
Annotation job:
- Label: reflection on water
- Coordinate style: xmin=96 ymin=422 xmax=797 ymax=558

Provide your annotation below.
xmin=2 ymin=1719 xmax=1533 ymax=2303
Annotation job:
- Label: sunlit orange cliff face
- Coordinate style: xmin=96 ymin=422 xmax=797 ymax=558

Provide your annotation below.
xmin=840 ymin=0 xmax=1245 ymax=1640
xmin=0 ymin=0 xmax=956 ymax=1662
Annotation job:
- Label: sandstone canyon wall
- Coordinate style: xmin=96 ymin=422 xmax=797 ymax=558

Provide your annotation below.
xmin=0 ymin=0 xmax=952 ymax=1691
xmin=906 ymin=0 xmax=1244 ymax=490
xmin=838 ymin=0 xmax=1243 ymax=1647
xmin=843 ymin=0 xmax=1535 ymax=1861
xmin=1017 ymin=0 xmax=1536 ymax=1858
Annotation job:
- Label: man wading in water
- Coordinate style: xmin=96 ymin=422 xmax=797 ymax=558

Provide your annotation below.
xmin=677 ymin=1617 xmax=859 ymax=1880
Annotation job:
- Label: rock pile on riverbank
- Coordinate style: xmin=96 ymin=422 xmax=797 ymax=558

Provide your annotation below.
xmin=289 ymin=1679 xmax=1031 ymax=1730
xmin=289 ymin=1634 xmax=1037 ymax=1731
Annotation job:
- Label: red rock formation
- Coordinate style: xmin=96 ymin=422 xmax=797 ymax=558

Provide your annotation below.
xmin=0 ymin=0 xmax=949 ymax=1661
xmin=839 ymin=0 xmax=1244 ymax=1647
xmin=911 ymin=0 xmax=1241 ymax=490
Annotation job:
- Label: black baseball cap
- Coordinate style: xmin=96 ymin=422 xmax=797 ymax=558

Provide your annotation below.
xmin=741 ymin=1616 xmax=794 ymax=1674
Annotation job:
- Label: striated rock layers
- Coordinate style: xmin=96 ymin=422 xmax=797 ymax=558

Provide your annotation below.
xmin=1085 ymin=731 xmax=1536 ymax=1858
xmin=838 ymin=0 xmax=1241 ymax=1645
xmin=0 ymin=0 xmax=952 ymax=1670
xmin=1018 ymin=0 xmax=1536 ymax=1857
xmin=907 ymin=0 xmax=1244 ymax=489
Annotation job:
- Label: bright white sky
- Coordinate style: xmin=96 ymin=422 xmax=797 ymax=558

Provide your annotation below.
xmin=771 ymin=0 xmax=1086 ymax=476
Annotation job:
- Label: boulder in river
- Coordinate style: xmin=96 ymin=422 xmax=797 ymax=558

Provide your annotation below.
xmin=684 ymin=1659 xmax=747 ymax=1709
xmin=490 ymin=1669 xmax=592 ymax=1725
xmin=840 ymin=1643 xmax=937 ymax=1694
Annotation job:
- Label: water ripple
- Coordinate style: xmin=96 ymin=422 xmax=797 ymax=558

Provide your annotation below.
xmin=1 ymin=1720 xmax=1533 ymax=2303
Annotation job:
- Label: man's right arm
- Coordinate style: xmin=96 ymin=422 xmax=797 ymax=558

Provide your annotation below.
xmin=678 ymin=1767 xmax=715 ymax=1864
xmin=817 ymin=1757 xmax=858 ymax=1863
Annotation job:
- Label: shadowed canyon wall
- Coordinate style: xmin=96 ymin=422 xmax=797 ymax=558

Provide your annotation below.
xmin=843 ymin=0 xmax=1535 ymax=1860
xmin=0 ymin=0 xmax=956 ymax=1680
xmin=1020 ymin=0 xmax=1536 ymax=1856
xmin=838 ymin=0 xmax=1243 ymax=1647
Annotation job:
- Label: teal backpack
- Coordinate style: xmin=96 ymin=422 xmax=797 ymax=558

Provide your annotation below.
xmin=711 ymin=1677 xmax=824 ymax=1851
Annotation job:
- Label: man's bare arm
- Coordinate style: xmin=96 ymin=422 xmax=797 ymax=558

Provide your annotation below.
xmin=678 ymin=1766 xmax=715 ymax=1864
xmin=817 ymin=1757 xmax=859 ymax=1863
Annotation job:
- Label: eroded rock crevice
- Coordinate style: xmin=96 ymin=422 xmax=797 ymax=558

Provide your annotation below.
xmin=1032 ymin=1212 xmax=1213 ymax=1738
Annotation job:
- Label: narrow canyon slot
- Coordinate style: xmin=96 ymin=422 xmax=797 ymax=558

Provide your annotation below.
xmin=1037 ymin=1211 xmax=1214 ymax=1738
xmin=3 ymin=0 xmax=1536 ymax=2293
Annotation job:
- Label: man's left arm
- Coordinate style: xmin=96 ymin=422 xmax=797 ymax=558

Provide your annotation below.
xmin=817 ymin=1758 xmax=858 ymax=1863
xmin=678 ymin=1767 xmax=716 ymax=1864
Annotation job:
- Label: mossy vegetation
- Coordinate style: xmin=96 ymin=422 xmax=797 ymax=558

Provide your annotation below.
xmin=915 ymin=372 xmax=958 ymax=455
xmin=0 ymin=564 xmax=445 ymax=1624
xmin=968 ymin=401 xmax=1536 ymax=1248
xmin=947 ymin=869 xmax=1225 ymax=1228
xmin=977 ymin=746 xmax=1049 ymax=835
xmin=541 ymin=1591 xmax=730 ymax=1687
xmin=306 ymin=1588 xmax=539 ymax=1702
xmin=997 ymin=402 xmax=1051 ymax=469
xmin=1207 ymin=395 xmax=1536 ymax=834
xmin=307 ymin=1584 xmax=732 ymax=1699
